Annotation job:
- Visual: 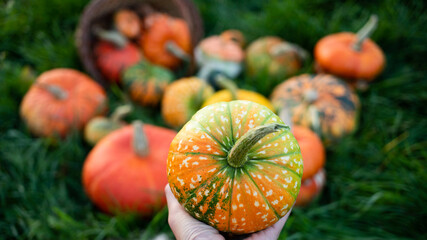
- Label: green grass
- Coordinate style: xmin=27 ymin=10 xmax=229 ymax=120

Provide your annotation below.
xmin=1 ymin=0 xmax=426 ymax=239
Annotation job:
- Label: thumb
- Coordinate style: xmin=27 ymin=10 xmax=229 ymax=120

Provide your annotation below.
xmin=165 ymin=184 xmax=225 ymax=240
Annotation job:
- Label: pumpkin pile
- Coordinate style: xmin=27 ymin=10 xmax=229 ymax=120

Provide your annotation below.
xmin=17 ymin=2 xmax=387 ymax=235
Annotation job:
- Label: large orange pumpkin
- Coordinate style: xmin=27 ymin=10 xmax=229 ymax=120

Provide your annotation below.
xmin=167 ymin=100 xmax=303 ymax=234
xmin=271 ymin=74 xmax=360 ymax=145
xmin=314 ymin=15 xmax=385 ymax=87
xmin=20 ymin=68 xmax=107 ymax=138
xmin=140 ymin=13 xmax=191 ymax=70
xmin=161 ymin=77 xmax=213 ymax=128
xmin=82 ymin=121 xmax=176 ymax=215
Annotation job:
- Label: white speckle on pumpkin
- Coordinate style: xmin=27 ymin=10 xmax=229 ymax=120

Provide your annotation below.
xmin=265 ymin=176 xmax=272 ymax=182
xmin=241 ymin=217 xmax=245 ymax=221
xmin=284 ymin=147 xmax=288 ymax=153
xmin=199 ymin=156 xmax=207 ymax=160
xmin=254 ymin=201 xmax=259 ymax=207
xmin=272 ymin=200 xmax=279 ymax=205
xmin=232 ymin=205 xmax=237 ymax=210
xmin=177 ymin=177 xmax=184 ymax=186
xmin=283 ymin=184 xmax=288 ymax=188
xmin=253 ymin=191 xmax=258 ymax=197
xmin=239 ymin=203 xmax=244 ymax=208
xmin=193 ymin=145 xmax=199 ymax=151
xmin=274 ymin=174 xmax=279 ymax=180
xmin=232 ymin=218 xmax=237 ymax=224
xmin=192 ymin=161 xmax=199 ymax=166
xmin=208 ymin=168 xmax=217 ymax=173
xmin=190 ymin=183 xmax=195 ymax=189
xmin=204 ymin=190 xmax=210 ymax=196
xmin=266 ymin=190 xmax=273 ymax=197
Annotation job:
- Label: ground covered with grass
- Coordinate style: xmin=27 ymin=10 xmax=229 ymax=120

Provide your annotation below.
xmin=1 ymin=0 xmax=426 ymax=239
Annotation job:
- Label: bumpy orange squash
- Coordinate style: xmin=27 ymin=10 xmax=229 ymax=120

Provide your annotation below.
xmin=271 ymin=74 xmax=360 ymax=145
xmin=20 ymin=69 xmax=107 ymax=138
xmin=167 ymin=100 xmax=303 ymax=234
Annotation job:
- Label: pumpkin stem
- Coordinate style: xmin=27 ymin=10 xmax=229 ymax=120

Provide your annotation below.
xmin=215 ymin=75 xmax=238 ymax=100
xmin=111 ymin=105 xmax=133 ymax=123
xmin=227 ymin=123 xmax=289 ymax=168
xmin=37 ymin=82 xmax=68 ymax=100
xmin=93 ymin=26 xmax=128 ymax=48
xmin=166 ymin=41 xmax=190 ymax=63
xmin=352 ymin=15 xmax=378 ymax=52
xmin=133 ymin=121 xmax=149 ymax=157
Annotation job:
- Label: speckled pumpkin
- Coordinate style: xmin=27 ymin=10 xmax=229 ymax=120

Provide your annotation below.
xmin=161 ymin=77 xmax=214 ymax=128
xmin=246 ymin=36 xmax=306 ymax=95
xmin=20 ymin=68 xmax=107 ymax=138
xmin=122 ymin=61 xmax=174 ymax=107
xmin=271 ymin=74 xmax=360 ymax=144
xmin=167 ymin=100 xmax=303 ymax=234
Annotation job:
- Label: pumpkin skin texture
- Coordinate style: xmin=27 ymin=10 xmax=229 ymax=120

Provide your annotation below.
xmin=162 ymin=77 xmax=214 ymax=128
xmin=246 ymin=36 xmax=305 ymax=95
xmin=83 ymin=123 xmax=177 ymax=215
xmin=20 ymin=68 xmax=107 ymax=138
xmin=295 ymin=169 xmax=325 ymax=207
xmin=202 ymin=89 xmax=275 ymax=112
xmin=122 ymin=61 xmax=174 ymax=107
xmin=140 ymin=13 xmax=191 ymax=70
xmin=292 ymin=125 xmax=325 ymax=181
xmin=94 ymin=40 xmax=142 ymax=83
xmin=167 ymin=100 xmax=303 ymax=234
xmin=314 ymin=16 xmax=385 ymax=83
xmin=271 ymin=74 xmax=360 ymax=145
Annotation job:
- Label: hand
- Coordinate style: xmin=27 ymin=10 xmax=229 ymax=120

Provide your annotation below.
xmin=165 ymin=184 xmax=292 ymax=240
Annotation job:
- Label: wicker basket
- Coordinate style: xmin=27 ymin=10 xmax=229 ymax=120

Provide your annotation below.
xmin=75 ymin=0 xmax=204 ymax=87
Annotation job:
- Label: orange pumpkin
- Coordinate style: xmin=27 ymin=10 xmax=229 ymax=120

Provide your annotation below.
xmin=314 ymin=15 xmax=385 ymax=86
xmin=122 ymin=61 xmax=174 ymax=107
xmin=161 ymin=77 xmax=213 ymax=128
xmin=292 ymin=125 xmax=325 ymax=181
xmin=296 ymin=169 xmax=326 ymax=207
xmin=271 ymin=74 xmax=360 ymax=145
xmin=140 ymin=13 xmax=191 ymax=69
xmin=246 ymin=36 xmax=307 ymax=95
xmin=83 ymin=121 xmax=176 ymax=215
xmin=167 ymin=100 xmax=302 ymax=234
xmin=20 ymin=69 xmax=107 ymax=138
xmin=114 ymin=9 xmax=141 ymax=39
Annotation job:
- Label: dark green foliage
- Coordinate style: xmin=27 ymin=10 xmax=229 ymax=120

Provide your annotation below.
xmin=0 ymin=0 xmax=426 ymax=239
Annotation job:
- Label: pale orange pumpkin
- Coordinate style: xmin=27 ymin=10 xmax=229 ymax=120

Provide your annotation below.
xmin=20 ymin=68 xmax=107 ymax=138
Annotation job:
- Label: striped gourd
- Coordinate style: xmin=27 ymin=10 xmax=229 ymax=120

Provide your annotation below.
xmin=167 ymin=100 xmax=303 ymax=234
